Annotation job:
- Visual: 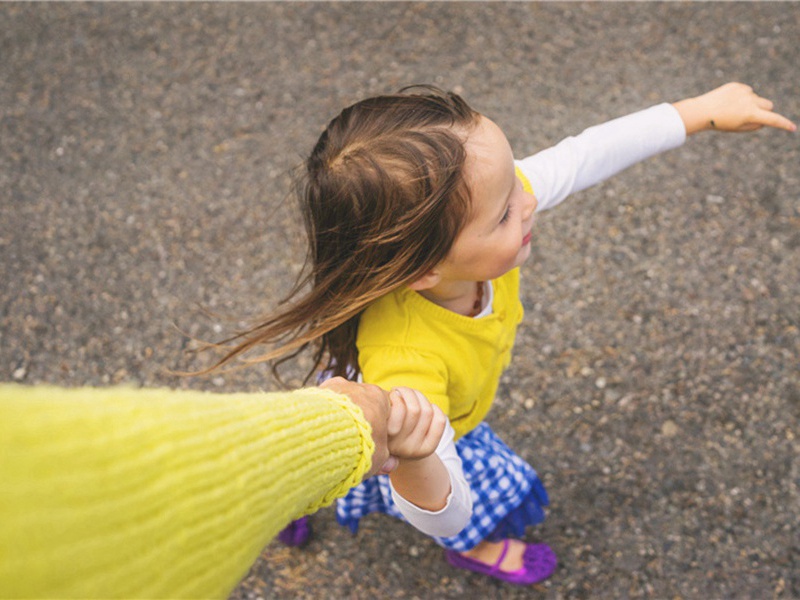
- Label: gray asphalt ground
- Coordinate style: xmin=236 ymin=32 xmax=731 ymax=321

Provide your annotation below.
xmin=2 ymin=3 xmax=798 ymax=599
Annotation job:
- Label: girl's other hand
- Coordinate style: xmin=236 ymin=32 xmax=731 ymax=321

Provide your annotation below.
xmin=674 ymin=82 xmax=796 ymax=135
xmin=387 ymin=386 xmax=447 ymax=460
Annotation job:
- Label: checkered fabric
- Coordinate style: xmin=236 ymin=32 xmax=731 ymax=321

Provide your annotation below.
xmin=336 ymin=422 xmax=549 ymax=552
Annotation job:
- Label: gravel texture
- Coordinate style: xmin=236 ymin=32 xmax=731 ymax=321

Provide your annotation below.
xmin=2 ymin=3 xmax=798 ymax=599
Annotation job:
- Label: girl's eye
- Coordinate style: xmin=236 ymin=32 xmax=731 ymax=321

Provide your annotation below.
xmin=499 ymin=204 xmax=511 ymax=224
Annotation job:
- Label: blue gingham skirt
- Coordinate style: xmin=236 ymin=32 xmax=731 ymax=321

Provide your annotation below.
xmin=336 ymin=422 xmax=549 ymax=552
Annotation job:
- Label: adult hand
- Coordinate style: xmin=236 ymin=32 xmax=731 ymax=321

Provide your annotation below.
xmin=319 ymin=377 xmax=398 ymax=477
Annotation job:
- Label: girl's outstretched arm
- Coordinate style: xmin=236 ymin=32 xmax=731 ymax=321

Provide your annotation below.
xmin=673 ymin=82 xmax=796 ymax=135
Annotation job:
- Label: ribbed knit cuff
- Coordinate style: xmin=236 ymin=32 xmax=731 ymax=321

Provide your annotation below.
xmin=294 ymin=387 xmax=375 ymax=513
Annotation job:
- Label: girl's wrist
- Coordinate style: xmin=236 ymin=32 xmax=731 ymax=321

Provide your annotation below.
xmin=389 ymin=455 xmax=450 ymax=511
xmin=672 ymin=96 xmax=711 ymax=136
xmin=393 ymin=453 xmax=438 ymax=470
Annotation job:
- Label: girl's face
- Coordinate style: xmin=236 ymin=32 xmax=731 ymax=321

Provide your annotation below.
xmin=438 ymin=116 xmax=538 ymax=283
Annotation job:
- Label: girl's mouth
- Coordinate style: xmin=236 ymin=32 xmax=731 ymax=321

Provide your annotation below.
xmin=522 ymin=231 xmax=532 ymax=246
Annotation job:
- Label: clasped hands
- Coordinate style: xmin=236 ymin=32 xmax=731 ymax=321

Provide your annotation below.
xmin=320 ymin=377 xmax=446 ymax=478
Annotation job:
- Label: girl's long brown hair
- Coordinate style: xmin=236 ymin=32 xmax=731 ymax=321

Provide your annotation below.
xmin=211 ymin=86 xmax=481 ymax=383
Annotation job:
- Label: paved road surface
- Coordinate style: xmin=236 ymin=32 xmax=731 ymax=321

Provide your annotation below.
xmin=2 ymin=3 xmax=798 ymax=598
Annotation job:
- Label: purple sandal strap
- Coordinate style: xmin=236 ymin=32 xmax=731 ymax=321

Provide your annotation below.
xmin=488 ymin=538 xmax=512 ymax=575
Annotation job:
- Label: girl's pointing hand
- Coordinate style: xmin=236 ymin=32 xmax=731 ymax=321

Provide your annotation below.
xmin=673 ymin=82 xmax=796 ymax=135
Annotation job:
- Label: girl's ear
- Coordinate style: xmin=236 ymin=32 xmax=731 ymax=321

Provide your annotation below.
xmin=407 ymin=270 xmax=441 ymax=291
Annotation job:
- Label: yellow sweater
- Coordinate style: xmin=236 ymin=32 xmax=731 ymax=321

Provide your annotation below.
xmin=358 ymin=268 xmax=524 ymax=439
xmin=0 ymin=384 xmax=374 ymax=599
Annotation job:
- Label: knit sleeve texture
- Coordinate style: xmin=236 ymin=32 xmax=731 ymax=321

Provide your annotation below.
xmin=0 ymin=384 xmax=373 ymax=599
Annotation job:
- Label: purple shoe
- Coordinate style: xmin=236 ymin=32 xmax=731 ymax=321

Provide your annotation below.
xmin=445 ymin=539 xmax=557 ymax=585
xmin=277 ymin=517 xmax=311 ymax=547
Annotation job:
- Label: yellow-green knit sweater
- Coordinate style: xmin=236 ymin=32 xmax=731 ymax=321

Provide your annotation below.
xmin=0 ymin=384 xmax=374 ymax=599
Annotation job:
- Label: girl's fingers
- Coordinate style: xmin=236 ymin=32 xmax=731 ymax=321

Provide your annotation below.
xmin=389 ymin=387 xmax=447 ymax=457
xmin=755 ymin=96 xmax=774 ymax=111
xmin=427 ymin=407 xmax=447 ymax=445
xmin=757 ymin=109 xmax=797 ymax=132
xmin=387 ymin=390 xmax=406 ymax=437
xmin=393 ymin=386 xmax=424 ymax=416
xmin=408 ymin=402 xmax=445 ymax=455
xmin=396 ymin=386 xmax=425 ymax=406
xmin=389 ymin=387 xmax=425 ymax=439
xmin=745 ymin=91 xmax=795 ymax=131
xmin=407 ymin=400 xmax=434 ymax=444
xmin=402 ymin=387 xmax=444 ymax=433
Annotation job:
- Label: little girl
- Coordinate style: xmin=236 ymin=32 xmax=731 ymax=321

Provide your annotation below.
xmin=216 ymin=82 xmax=794 ymax=585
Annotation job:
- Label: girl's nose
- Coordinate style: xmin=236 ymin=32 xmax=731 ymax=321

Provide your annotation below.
xmin=522 ymin=191 xmax=537 ymax=220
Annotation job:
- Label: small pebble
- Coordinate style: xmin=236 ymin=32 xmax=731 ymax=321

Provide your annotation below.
xmin=661 ymin=420 xmax=679 ymax=437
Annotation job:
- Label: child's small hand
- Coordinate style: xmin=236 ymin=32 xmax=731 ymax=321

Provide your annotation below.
xmin=386 ymin=386 xmax=447 ymax=461
xmin=674 ymin=82 xmax=796 ymax=135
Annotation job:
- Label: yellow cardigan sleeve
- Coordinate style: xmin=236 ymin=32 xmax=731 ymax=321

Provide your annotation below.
xmin=0 ymin=384 xmax=374 ymax=599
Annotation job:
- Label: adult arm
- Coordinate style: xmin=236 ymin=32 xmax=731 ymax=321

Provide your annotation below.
xmin=0 ymin=384 xmax=382 ymax=599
